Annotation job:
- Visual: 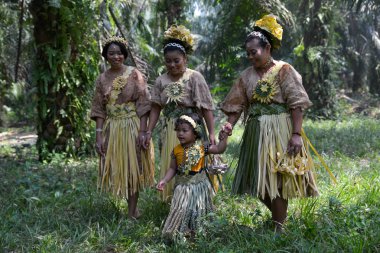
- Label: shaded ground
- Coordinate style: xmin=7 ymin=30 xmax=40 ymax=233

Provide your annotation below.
xmin=0 ymin=127 xmax=37 ymax=148
xmin=1 ymin=116 xmax=379 ymax=252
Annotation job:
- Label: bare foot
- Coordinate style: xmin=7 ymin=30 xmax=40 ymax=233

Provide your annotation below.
xmin=274 ymin=222 xmax=284 ymax=235
xmin=134 ymin=208 xmax=141 ymax=219
xmin=128 ymin=208 xmax=141 ymax=220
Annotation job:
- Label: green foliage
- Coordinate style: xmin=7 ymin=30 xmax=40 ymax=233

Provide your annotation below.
xmin=1 ymin=115 xmax=379 ymax=251
xmin=2 ymin=81 xmax=37 ymax=125
xmin=303 ymin=117 xmax=380 ymax=157
xmin=0 ymin=1 xmax=34 ymax=127
xmin=30 ymin=0 xmax=100 ymax=160
xmin=189 ymin=0 xmax=295 ymax=100
xmin=1 ymin=0 xmax=379 ymax=161
xmin=290 ymin=1 xmax=345 ymax=119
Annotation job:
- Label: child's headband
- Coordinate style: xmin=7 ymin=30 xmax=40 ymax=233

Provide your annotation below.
xmin=179 ymin=115 xmax=197 ymax=129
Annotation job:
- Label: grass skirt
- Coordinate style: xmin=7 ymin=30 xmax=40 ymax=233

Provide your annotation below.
xmin=232 ymin=112 xmax=319 ymax=200
xmin=159 ymin=118 xmax=180 ymax=202
xmin=159 ymin=120 xmax=220 ymax=202
xmin=99 ymin=114 xmax=155 ymax=199
xmin=162 ymin=171 xmax=214 ymax=238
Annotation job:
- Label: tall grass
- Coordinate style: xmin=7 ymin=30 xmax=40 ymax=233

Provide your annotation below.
xmin=1 ymin=116 xmax=379 ymax=252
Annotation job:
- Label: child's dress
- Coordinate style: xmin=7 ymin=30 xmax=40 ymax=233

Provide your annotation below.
xmin=162 ymin=141 xmax=214 ymax=237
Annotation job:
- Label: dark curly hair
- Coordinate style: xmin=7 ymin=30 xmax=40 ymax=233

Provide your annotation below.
xmin=101 ymin=41 xmax=128 ymax=60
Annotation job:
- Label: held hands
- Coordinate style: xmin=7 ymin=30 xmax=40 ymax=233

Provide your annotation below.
xmin=287 ymin=134 xmax=302 ymax=157
xmin=218 ymin=122 xmax=233 ymax=141
xmin=156 ymin=179 xmax=166 ymax=191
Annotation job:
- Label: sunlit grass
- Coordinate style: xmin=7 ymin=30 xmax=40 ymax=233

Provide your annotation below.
xmin=1 ymin=116 xmax=379 ymax=252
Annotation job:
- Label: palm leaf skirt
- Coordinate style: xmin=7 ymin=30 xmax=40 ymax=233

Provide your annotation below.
xmin=159 ymin=118 xmax=180 ymax=202
xmin=232 ymin=112 xmax=319 ymax=199
xmin=162 ymin=172 xmax=214 ymax=238
xmin=99 ymin=115 xmax=155 ymax=199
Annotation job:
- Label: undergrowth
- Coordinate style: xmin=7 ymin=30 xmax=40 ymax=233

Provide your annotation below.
xmin=0 ymin=116 xmax=379 ymax=252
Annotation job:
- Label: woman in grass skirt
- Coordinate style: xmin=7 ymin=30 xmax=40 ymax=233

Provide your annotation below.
xmin=220 ymin=15 xmax=319 ymax=231
xmin=145 ymin=25 xmax=218 ymax=202
xmin=90 ymin=36 xmax=154 ymax=219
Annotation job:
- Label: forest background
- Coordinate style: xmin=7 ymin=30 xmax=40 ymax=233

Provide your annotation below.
xmin=0 ymin=0 xmax=379 ymax=252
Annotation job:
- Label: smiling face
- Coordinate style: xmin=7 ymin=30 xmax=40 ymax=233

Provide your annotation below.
xmin=106 ymin=43 xmax=125 ymax=68
xmin=176 ymin=122 xmax=197 ymax=146
xmin=164 ymin=50 xmax=187 ymax=77
xmin=245 ymin=38 xmax=271 ymax=69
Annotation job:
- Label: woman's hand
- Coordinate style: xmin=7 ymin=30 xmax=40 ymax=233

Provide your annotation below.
xmin=156 ymin=180 xmax=166 ymax=191
xmin=137 ymin=131 xmax=146 ymax=149
xmin=209 ymin=133 xmax=216 ymax=145
xmin=95 ymin=134 xmax=105 ymax=157
xmin=287 ymin=134 xmax=302 ymax=156
xmin=144 ymin=131 xmax=152 ymax=149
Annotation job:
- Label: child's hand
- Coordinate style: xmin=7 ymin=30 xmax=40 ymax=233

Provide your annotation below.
xmin=222 ymin=122 xmax=233 ymax=135
xmin=156 ymin=180 xmax=166 ymax=191
xmin=219 ymin=122 xmax=233 ymax=140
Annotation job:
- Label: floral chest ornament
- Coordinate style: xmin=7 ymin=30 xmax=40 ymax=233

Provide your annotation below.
xmin=164 ymin=70 xmax=191 ymax=105
xmin=178 ymin=142 xmax=204 ymax=175
xmin=109 ymin=67 xmax=133 ymax=105
xmin=251 ymin=64 xmax=283 ymax=104
xmin=164 ymin=81 xmax=186 ymax=104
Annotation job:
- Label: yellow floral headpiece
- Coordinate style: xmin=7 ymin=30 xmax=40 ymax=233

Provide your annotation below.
xmin=164 ymin=25 xmax=194 ymax=54
xmin=253 ymin=14 xmax=283 ymax=49
xmin=103 ymin=36 xmax=129 ymax=48
xmin=179 ymin=115 xmax=197 ymax=129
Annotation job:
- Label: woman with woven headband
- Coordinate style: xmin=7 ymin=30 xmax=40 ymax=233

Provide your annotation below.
xmin=144 ymin=25 xmax=218 ymax=201
xmin=220 ymin=15 xmax=322 ymax=232
xmin=90 ymin=36 xmax=154 ymax=219
xmin=156 ymin=113 xmax=232 ymax=239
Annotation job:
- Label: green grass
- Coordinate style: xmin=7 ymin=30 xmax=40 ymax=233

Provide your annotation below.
xmin=1 ymin=116 xmax=379 ymax=252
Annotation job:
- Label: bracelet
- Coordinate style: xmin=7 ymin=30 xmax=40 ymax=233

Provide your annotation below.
xmin=96 ymin=128 xmax=103 ymax=132
xmin=146 ymin=130 xmax=152 ymax=135
xmin=292 ymin=132 xmax=301 ymax=136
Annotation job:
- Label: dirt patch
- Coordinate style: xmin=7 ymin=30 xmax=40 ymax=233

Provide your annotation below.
xmin=0 ymin=128 xmax=37 ymax=147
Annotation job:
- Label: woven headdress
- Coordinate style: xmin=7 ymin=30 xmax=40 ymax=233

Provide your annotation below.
xmin=253 ymin=14 xmax=283 ymax=49
xmin=163 ymin=25 xmax=194 ymax=54
xmin=103 ymin=36 xmax=129 ymax=48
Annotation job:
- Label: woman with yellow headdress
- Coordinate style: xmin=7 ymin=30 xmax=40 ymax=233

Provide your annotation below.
xmin=144 ymin=25 xmax=218 ymax=202
xmin=220 ymin=15 xmax=320 ymax=231
xmin=90 ymin=36 xmax=155 ymax=219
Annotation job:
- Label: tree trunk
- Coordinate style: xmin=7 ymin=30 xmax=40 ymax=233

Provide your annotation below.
xmin=29 ymin=0 xmax=101 ymax=160
xmin=30 ymin=0 xmax=73 ymax=160
xmin=15 ymin=0 xmax=24 ymax=83
xmin=347 ymin=12 xmax=366 ymax=93
xmin=368 ymin=26 xmax=380 ymax=95
xmin=30 ymin=0 xmax=57 ymax=159
xmin=296 ymin=0 xmax=337 ymax=118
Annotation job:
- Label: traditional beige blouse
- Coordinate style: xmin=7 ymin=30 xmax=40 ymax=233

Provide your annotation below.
xmin=150 ymin=68 xmax=214 ymax=111
xmin=221 ymin=60 xmax=312 ymax=115
xmin=90 ymin=67 xmax=151 ymax=119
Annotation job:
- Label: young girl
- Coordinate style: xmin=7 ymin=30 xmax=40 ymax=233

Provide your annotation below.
xmin=156 ymin=113 xmax=232 ymax=238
